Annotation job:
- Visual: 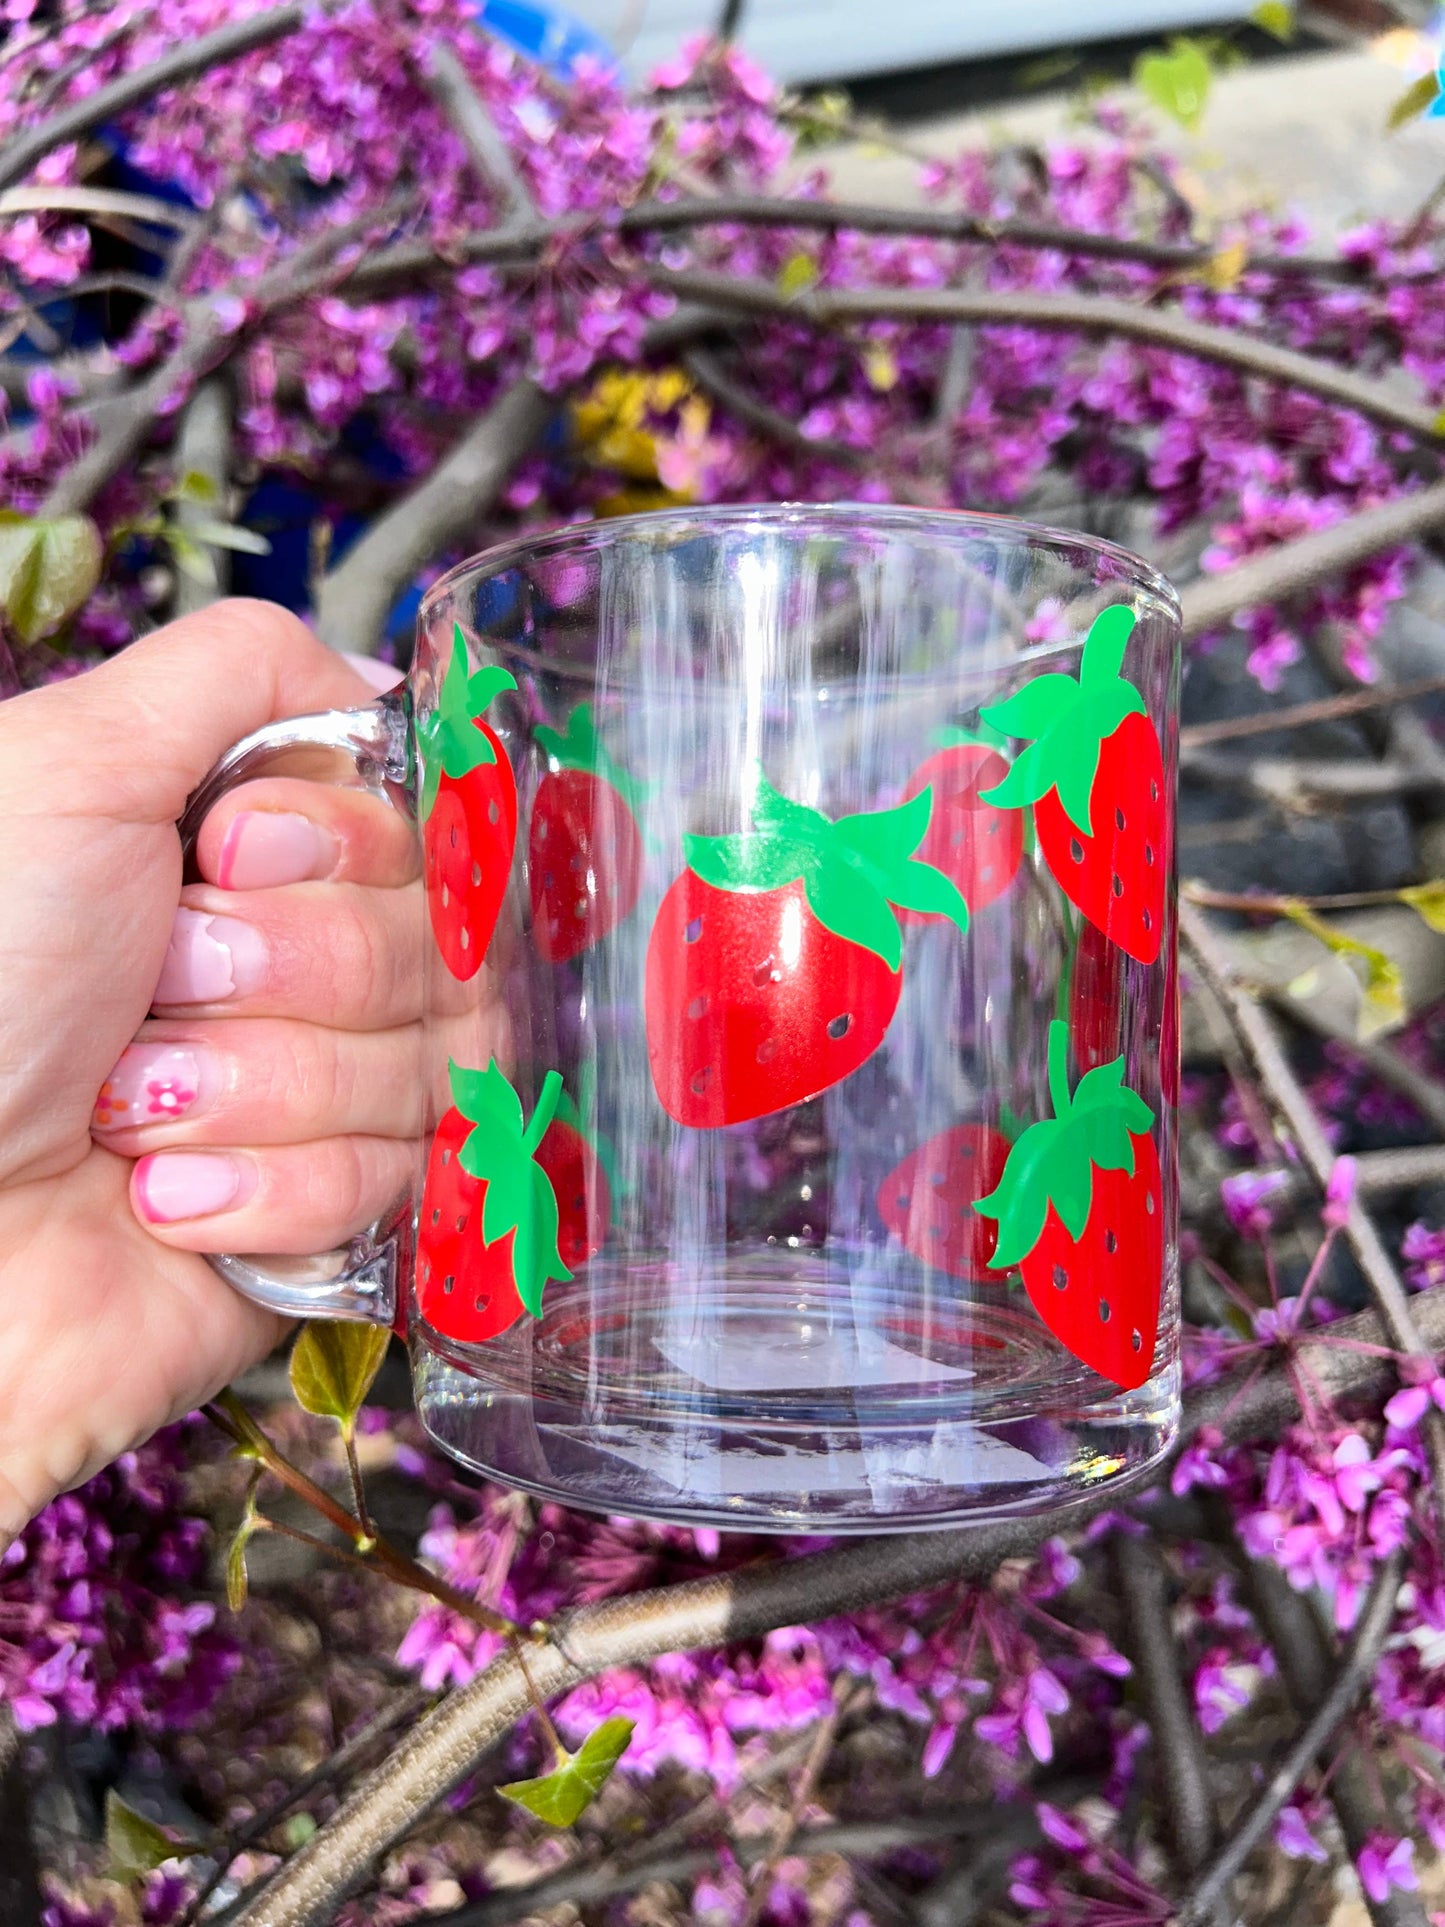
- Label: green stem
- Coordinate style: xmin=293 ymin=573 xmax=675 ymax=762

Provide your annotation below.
xmin=1047 ymin=1018 xmax=1073 ymax=1122
xmin=523 ymin=1069 xmax=564 ymax=1154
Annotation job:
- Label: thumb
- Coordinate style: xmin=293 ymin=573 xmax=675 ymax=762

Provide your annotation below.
xmin=12 ymin=600 xmax=397 ymax=821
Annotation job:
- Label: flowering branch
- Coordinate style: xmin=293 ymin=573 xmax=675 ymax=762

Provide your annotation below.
xmin=1178 ymin=1548 xmax=1407 ymax=1925
xmin=225 ymin=1284 xmax=1445 ymax=1927
xmin=424 ymin=41 xmax=539 ymax=227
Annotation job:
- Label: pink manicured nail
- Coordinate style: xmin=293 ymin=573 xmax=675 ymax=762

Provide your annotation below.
xmin=153 ymin=909 xmax=266 ymax=1006
xmin=217 ymin=811 xmax=338 ymax=890
xmin=134 ymin=1151 xmax=253 ymax=1224
xmin=93 ymin=1043 xmax=217 ymax=1132
xmin=342 ymin=651 xmax=405 ymax=693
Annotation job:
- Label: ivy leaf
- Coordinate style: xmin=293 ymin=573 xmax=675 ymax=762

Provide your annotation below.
xmin=289 ymin=1321 xmax=390 ymax=1437
xmin=0 ymin=511 xmax=103 ymax=644
xmin=1133 ymin=37 xmax=1213 ymax=130
xmin=1250 ymin=0 xmax=1294 ymax=41
xmin=1282 ymin=903 xmax=1406 ymax=1041
xmin=105 ymin=1791 xmax=184 ymax=1878
xmin=1387 ymin=71 xmax=1440 ymax=133
xmin=500 ymin=1718 xmax=634 ymax=1827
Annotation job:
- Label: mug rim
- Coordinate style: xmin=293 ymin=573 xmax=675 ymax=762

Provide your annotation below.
xmin=418 ymin=500 xmax=1183 ymax=636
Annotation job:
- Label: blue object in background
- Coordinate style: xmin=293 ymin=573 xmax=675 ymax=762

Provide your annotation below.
xmin=471 ymin=0 xmax=619 ymax=80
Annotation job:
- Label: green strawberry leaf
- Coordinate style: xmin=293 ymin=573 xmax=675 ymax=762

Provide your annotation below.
xmin=682 ymin=770 xmax=968 ymax=966
xmin=974 ymin=1019 xmax=1155 ymax=1270
xmin=500 ymin=1717 xmax=634 ymax=1827
xmin=454 ymin=1062 xmax=573 ymax=1317
xmin=536 ymin=702 xmax=647 ymax=817
xmin=417 ymin=624 xmax=517 ymax=821
xmin=979 ymin=605 xmax=1146 ymax=836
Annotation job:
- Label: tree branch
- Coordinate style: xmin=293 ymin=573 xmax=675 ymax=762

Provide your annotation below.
xmin=225 ymin=1283 xmax=1445 ymax=1927
xmin=313 ymin=375 xmax=552 ymax=652
xmin=680 ymin=345 xmax=864 ymax=465
xmin=1114 ymin=1537 xmax=1215 ymax=1880
xmin=1178 ymin=1549 xmax=1405 ymax=1926
xmin=424 ymin=43 xmax=537 ymax=225
xmin=0 ymin=2 xmax=310 ymax=192
xmin=171 ymin=378 xmax=233 ymax=617
xmin=1179 ymin=673 xmax=1445 ymax=750
xmin=641 ymin=269 xmax=1444 ymax=447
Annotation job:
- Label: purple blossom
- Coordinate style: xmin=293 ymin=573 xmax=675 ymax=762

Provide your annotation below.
xmin=1357 ymin=1833 xmax=1418 ymax=1904
xmin=1275 ymin=1805 xmax=1329 ymax=1863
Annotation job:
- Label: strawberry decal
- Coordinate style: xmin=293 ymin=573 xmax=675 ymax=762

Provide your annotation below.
xmin=899 ymin=733 xmax=1023 ymax=920
xmin=974 ymin=1019 xmax=1161 ymax=1390
xmin=416 ymin=1060 xmax=573 ymax=1346
xmin=980 ymin=605 xmax=1166 ymax=964
xmin=418 ymin=624 xmax=518 ymax=981
xmin=877 ymin=1122 xmax=1012 ymax=1281
xmin=529 ymin=703 xmax=645 ymax=963
xmin=645 ymin=774 xmax=969 ymax=1128
xmin=1069 ymin=917 xmax=1125 ymax=1076
xmin=537 ymin=1080 xmax=613 ymax=1271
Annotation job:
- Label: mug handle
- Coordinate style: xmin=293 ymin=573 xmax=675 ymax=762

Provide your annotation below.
xmin=174 ymin=690 xmax=416 ymax=1328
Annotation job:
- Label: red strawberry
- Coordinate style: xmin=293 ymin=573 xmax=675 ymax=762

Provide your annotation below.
xmin=415 ymin=1061 xmax=572 ymax=1345
xmin=900 ymin=738 xmax=1023 ymax=919
xmin=535 ymin=1102 xmax=612 ymax=1271
xmin=981 ymin=605 xmax=1167 ymax=964
xmin=975 ymin=1018 xmax=1161 ymax=1389
xmin=529 ymin=703 xmax=644 ymax=963
xmin=877 ymin=1123 xmax=1012 ymax=1281
xmin=645 ymin=775 xmax=969 ymax=1127
xmin=419 ymin=623 xmax=518 ymax=981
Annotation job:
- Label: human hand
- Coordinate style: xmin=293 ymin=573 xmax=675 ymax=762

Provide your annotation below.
xmin=0 ymin=602 xmax=424 ymax=1543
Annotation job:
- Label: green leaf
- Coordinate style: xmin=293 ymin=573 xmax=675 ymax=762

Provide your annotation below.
xmin=1133 ymin=37 xmax=1213 ymax=130
xmin=417 ymin=624 xmax=515 ymax=821
xmin=833 ymin=787 xmax=932 ymax=866
xmin=1387 ymin=70 xmax=1440 ymax=133
xmin=105 ymin=1792 xmax=183 ymax=1877
xmin=1399 ymin=880 xmax=1445 ymax=934
xmin=167 ymin=528 xmax=218 ymax=588
xmin=171 ymin=467 xmax=221 ymax=505
xmin=453 ymin=1062 xmax=573 ymax=1317
xmin=0 ymin=512 xmax=103 ymax=644
xmin=804 ymin=861 xmax=904 ymax=973
xmin=979 ymin=673 xmax=1082 ymax=741
xmin=500 ymin=1718 xmax=634 ymax=1827
xmin=289 ymin=1321 xmax=390 ymax=1435
xmin=1250 ymin=0 xmax=1294 ymax=41
xmin=884 ymin=858 xmax=971 ymax=929
xmin=535 ymin=702 xmax=647 ymax=816
xmin=683 ymin=829 xmax=810 ymax=894
xmin=1282 ymin=903 xmax=1406 ymax=1041
xmin=1079 ymin=603 xmax=1137 ymax=685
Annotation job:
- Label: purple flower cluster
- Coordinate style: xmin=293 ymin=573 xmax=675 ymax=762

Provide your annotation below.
xmin=1 ymin=1424 xmax=237 ymax=1732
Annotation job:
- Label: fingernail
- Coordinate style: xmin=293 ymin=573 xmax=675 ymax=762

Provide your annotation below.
xmin=154 ymin=909 xmax=266 ymax=1006
xmin=134 ymin=1151 xmax=254 ymax=1224
xmin=342 ymin=651 xmax=405 ymax=693
xmin=94 ymin=1043 xmax=218 ymax=1131
xmin=217 ymin=811 xmax=338 ymax=890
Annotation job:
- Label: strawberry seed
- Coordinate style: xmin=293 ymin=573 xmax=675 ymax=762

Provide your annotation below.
xmin=1052 ymin=1264 xmax=1067 ymax=1290
xmin=827 ymin=1013 xmax=852 ymax=1039
xmin=684 ymin=915 xmax=703 ymax=943
xmin=1098 ymin=1299 xmax=1111 ymax=1322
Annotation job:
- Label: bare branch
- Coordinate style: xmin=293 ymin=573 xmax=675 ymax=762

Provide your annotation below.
xmin=1179 ymin=674 xmax=1445 ymax=750
xmin=1243 ymin=1555 xmax=1429 ymax=1927
xmin=226 ymin=1284 xmax=1445 ymax=1927
xmin=1114 ymin=1538 xmax=1215 ymax=1879
xmin=313 ymin=376 xmax=552 ymax=653
xmin=681 ymin=345 xmax=864 ymax=465
xmin=1179 ymin=1550 xmax=1407 ymax=1926
xmin=0 ymin=3 xmax=310 ymax=192
xmin=1180 ymin=901 xmax=1445 ymax=1511
xmin=424 ymin=43 xmax=537 ymax=225
xmin=642 ymin=268 xmax=1445 ymax=447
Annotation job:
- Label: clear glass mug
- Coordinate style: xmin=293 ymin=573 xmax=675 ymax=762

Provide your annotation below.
xmin=184 ymin=505 xmax=1181 ymax=1532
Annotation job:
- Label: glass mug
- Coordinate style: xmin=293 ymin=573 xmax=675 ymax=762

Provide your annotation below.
xmin=183 ymin=505 xmax=1181 ymax=1532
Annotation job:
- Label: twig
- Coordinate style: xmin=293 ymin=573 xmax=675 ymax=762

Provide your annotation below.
xmin=641 ymin=269 xmax=1445 ymax=447
xmin=171 ymin=378 xmax=232 ymax=617
xmin=176 ymin=1689 xmax=430 ymax=1927
xmin=1177 ymin=1548 xmax=1405 ymax=1925
xmin=1113 ymin=1538 xmax=1215 ymax=1880
xmin=1180 ymin=902 xmax=1445 ymax=1513
xmin=1186 ymin=747 xmax=1435 ymax=807
xmin=680 ymin=345 xmax=865 ymax=465
xmin=223 ymin=1285 xmax=1445 ymax=1927
xmin=0 ymin=3 xmax=313 ymax=192
xmin=1179 ymin=674 xmax=1445 ymax=750
xmin=313 ymin=375 xmax=552 ymax=651
xmin=739 ymin=1692 xmax=845 ymax=1927
xmin=1184 ymin=882 xmax=1423 ymax=916
xmin=424 ymin=42 xmax=537 ymax=226
xmin=0 ymin=1707 xmax=42 ymax=1927
xmin=1243 ymin=1554 xmax=1428 ymax=1927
